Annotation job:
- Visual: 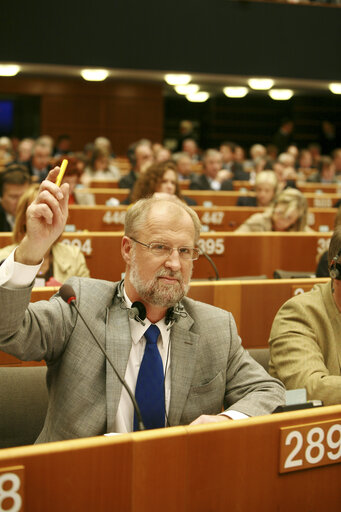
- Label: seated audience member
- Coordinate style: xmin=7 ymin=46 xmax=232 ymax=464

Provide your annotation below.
xmin=54 ymin=134 xmax=72 ymax=157
xmin=55 ymin=156 xmax=95 ymax=205
xmin=93 ymin=136 xmax=116 ymax=158
xmin=219 ymin=141 xmax=249 ymax=181
xmin=0 ymin=168 xmax=284 ymax=442
xmin=119 ymin=140 xmax=154 ymax=189
xmin=0 ymin=136 xmax=14 ymax=165
xmin=269 ymin=226 xmax=341 ymax=406
xmin=243 ymin=144 xmax=267 ymax=173
xmin=182 ymin=138 xmax=201 ymax=162
xmin=236 ymin=171 xmax=278 ymax=207
xmin=189 ymin=149 xmax=233 ymax=191
xmin=332 ymin=148 xmax=341 ymax=179
xmin=82 ymin=147 xmax=120 ymax=186
xmin=235 ymin=188 xmax=311 ymax=232
xmin=124 ymin=161 xmax=196 ymax=206
xmin=26 ymin=142 xmax=53 ymax=182
xmin=16 ymin=138 xmax=34 ymax=165
xmin=176 ymin=119 xmax=196 ymax=152
xmin=273 ymin=160 xmax=297 ymax=193
xmin=307 ymin=156 xmax=336 ymax=183
xmin=154 ymin=146 xmax=172 ymax=163
xmin=0 ymin=184 xmax=90 ymax=285
xmin=0 ymin=165 xmax=31 ymax=231
xmin=173 ymin=152 xmax=196 ymax=181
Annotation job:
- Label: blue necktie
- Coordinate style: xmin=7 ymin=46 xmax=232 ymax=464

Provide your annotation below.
xmin=134 ymin=324 xmax=165 ymax=430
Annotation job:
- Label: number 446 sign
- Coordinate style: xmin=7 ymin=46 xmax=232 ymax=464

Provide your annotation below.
xmin=0 ymin=466 xmax=24 ymax=512
xmin=279 ymin=419 xmax=341 ymax=473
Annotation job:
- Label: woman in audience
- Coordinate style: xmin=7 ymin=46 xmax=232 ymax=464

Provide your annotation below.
xmin=0 ymin=184 xmax=90 ymax=285
xmin=236 ymin=171 xmax=278 ymax=207
xmin=124 ymin=161 xmax=196 ymax=205
xmin=235 ymin=188 xmax=312 ymax=232
xmin=81 ymin=147 xmax=120 ymax=186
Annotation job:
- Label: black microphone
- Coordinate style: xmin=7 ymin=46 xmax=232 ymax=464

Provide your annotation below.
xmin=199 ymin=249 xmax=220 ymax=280
xmin=128 ymin=301 xmax=147 ymax=323
xmin=59 ymin=284 xmax=145 ymax=431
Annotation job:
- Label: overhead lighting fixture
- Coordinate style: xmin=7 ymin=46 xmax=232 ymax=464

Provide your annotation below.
xmin=248 ymin=78 xmax=274 ymax=90
xmin=329 ymin=83 xmax=341 ymax=94
xmin=81 ymin=69 xmax=109 ymax=81
xmin=223 ymin=86 xmax=249 ymax=98
xmin=268 ymin=89 xmax=293 ymax=101
xmin=186 ymin=91 xmax=209 ymax=103
xmin=165 ymin=74 xmax=191 ymax=85
xmin=174 ymin=84 xmax=199 ymax=95
xmin=0 ymin=64 xmax=20 ymax=77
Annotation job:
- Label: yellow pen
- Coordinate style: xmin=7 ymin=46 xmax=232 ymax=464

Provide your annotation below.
xmin=55 ymin=159 xmax=68 ymax=187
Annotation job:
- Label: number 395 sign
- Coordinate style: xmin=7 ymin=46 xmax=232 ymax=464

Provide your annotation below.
xmin=279 ymin=419 xmax=341 ymax=473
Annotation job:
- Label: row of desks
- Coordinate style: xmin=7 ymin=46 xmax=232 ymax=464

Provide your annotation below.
xmin=0 ymin=277 xmax=328 ymax=366
xmin=64 ymin=204 xmax=338 ymax=232
xmin=77 ymin=187 xmax=341 ymax=208
xmin=89 ymin=178 xmax=341 ymax=195
xmin=0 ymin=231 xmax=332 ymax=282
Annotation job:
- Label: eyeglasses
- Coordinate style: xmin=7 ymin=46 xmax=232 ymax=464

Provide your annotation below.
xmin=129 ymin=237 xmax=200 ymax=260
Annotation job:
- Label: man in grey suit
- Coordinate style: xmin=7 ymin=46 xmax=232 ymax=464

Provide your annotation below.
xmin=0 ymin=168 xmax=284 ymax=442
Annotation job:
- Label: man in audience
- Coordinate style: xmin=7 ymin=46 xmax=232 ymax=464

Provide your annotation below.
xmin=0 ymin=168 xmax=284 ymax=442
xmin=173 ymin=152 xmax=195 ymax=180
xmin=26 ymin=142 xmax=52 ymax=182
xmin=0 ymin=165 xmax=31 ymax=231
xmin=182 ymin=138 xmax=201 ymax=162
xmin=189 ymin=149 xmax=233 ymax=190
xmin=119 ymin=141 xmax=154 ymax=189
xmin=219 ymin=141 xmax=249 ymax=180
xmin=269 ymin=226 xmax=341 ymax=406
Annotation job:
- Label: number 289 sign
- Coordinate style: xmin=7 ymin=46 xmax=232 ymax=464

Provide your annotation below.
xmin=279 ymin=419 xmax=341 ymax=473
xmin=0 ymin=466 xmax=24 ymax=512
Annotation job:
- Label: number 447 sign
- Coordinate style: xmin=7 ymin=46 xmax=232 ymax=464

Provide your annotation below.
xmin=0 ymin=466 xmax=24 ymax=512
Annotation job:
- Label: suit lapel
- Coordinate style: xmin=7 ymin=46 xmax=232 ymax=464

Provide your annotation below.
xmin=168 ymin=316 xmax=199 ymax=426
xmin=105 ymin=302 xmax=132 ymax=431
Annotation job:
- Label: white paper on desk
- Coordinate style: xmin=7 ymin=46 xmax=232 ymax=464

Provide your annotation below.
xmin=104 ymin=432 xmax=123 ymax=436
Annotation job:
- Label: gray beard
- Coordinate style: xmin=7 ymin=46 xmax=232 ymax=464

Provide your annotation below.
xmin=129 ymin=252 xmax=191 ymax=308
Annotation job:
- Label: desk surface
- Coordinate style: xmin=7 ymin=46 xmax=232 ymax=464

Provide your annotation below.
xmin=0 ymin=405 xmax=340 ymax=511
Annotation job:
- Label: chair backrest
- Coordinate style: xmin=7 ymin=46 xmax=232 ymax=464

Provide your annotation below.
xmin=248 ymin=348 xmax=270 ymax=372
xmin=0 ymin=366 xmax=48 ymax=448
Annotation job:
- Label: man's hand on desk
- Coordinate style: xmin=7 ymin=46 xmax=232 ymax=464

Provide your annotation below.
xmin=190 ymin=414 xmax=231 ymax=426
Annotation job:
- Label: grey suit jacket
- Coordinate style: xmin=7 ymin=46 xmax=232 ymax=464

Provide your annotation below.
xmin=0 ymin=277 xmax=284 ymax=442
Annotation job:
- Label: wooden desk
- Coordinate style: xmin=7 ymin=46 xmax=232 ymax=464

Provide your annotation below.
xmin=188 ymin=277 xmax=328 ymax=348
xmin=0 ymin=231 xmax=332 ymax=281
xmin=77 ymin=187 xmax=341 ymax=209
xmin=0 ymin=406 xmax=340 ymax=511
xmin=66 ymin=205 xmax=337 ymax=232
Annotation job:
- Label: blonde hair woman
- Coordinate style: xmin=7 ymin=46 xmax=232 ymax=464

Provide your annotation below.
xmin=0 ymin=184 xmax=90 ymax=285
xmin=236 ymin=187 xmax=312 ymax=232
xmin=237 ymin=171 xmax=278 ymax=207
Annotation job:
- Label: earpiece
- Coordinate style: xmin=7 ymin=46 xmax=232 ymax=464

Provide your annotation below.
xmin=329 ymin=248 xmax=341 ymax=280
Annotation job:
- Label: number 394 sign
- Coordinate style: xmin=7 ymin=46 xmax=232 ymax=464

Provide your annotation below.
xmin=279 ymin=419 xmax=341 ymax=473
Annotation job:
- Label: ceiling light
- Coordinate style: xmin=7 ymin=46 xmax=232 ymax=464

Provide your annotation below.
xmin=186 ymin=91 xmax=209 ymax=103
xmin=248 ymin=78 xmax=274 ymax=90
xmin=81 ymin=69 xmax=109 ymax=81
xmin=175 ymin=84 xmax=199 ymax=95
xmin=329 ymin=83 xmax=341 ymax=94
xmin=165 ymin=74 xmax=191 ymax=85
xmin=268 ymin=89 xmax=294 ymax=100
xmin=0 ymin=64 xmax=20 ymax=76
xmin=223 ymin=86 xmax=249 ymax=98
